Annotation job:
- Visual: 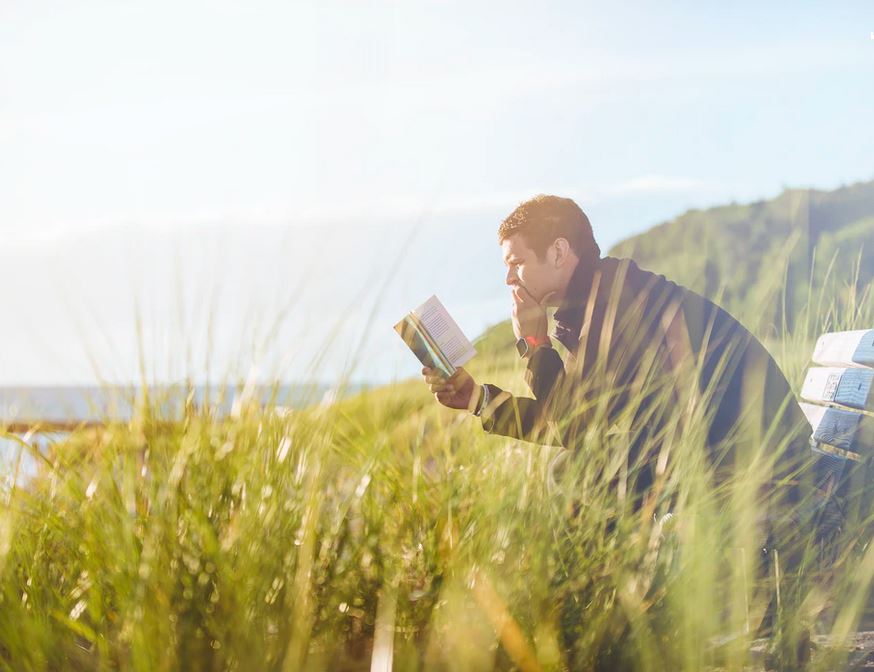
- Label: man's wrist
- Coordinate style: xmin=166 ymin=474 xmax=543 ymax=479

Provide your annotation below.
xmin=525 ymin=335 xmax=550 ymax=349
xmin=516 ymin=335 xmax=552 ymax=358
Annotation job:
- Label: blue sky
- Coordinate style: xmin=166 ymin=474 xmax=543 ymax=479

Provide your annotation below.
xmin=0 ymin=1 xmax=872 ymax=384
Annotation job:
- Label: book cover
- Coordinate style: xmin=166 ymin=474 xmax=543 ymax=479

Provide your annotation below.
xmin=394 ymin=295 xmax=476 ymax=378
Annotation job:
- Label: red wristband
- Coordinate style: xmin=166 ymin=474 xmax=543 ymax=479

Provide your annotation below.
xmin=525 ymin=335 xmax=550 ymax=349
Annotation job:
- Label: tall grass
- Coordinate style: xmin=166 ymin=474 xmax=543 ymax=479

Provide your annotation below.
xmin=2 ymin=256 xmax=874 ymax=671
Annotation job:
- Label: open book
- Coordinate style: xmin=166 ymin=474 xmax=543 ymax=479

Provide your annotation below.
xmin=394 ymin=295 xmax=476 ymax=378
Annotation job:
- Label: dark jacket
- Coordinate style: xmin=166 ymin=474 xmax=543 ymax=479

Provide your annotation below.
xmin=480 ymin=256 xmax=817 ymax=501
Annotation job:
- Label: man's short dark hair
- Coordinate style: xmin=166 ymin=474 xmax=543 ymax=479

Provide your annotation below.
xmin=498 ymin=194 xmax=600 ymax=262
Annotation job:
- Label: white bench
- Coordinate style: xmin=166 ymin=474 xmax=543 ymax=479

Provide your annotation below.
xmin=800 ymin=330 xmax=874 ymax=471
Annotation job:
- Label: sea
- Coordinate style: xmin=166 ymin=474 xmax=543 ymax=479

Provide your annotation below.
xmin=0 ymin=383 xmax=364 ymax=489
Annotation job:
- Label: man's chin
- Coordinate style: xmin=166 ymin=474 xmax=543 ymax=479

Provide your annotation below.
xmin=530 ymin=290 xmax=559 ymax=307
xmin=519 ymin=285 xmax=542 ymax=303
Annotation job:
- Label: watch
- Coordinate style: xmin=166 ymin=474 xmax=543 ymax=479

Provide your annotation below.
xmin=516 ymin=335 xmax=551 ymax=358
xmin=472 ymin=384 xmax=489 ymax=416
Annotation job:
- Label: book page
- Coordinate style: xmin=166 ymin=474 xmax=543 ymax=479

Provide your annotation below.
xmin=413 ymin=296 xmax=476 ymax=368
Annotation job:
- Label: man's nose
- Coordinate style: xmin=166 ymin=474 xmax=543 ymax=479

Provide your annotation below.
xmin=505 ymin=268 xmax=517 ymax=286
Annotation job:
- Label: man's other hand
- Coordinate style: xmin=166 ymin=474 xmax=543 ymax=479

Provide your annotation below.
xmin=511 ymin=286 xmax=553 ymax=342
xmin=421 ymin=366 xmax=479 ymax=411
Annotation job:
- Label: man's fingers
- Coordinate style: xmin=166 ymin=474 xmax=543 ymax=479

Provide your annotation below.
xmin=435 ymin=388 xmax=460 ymax=405
xmin=514 ymin=284 xmax=542 ymax=303
xmin=423 ymin=366 xmax=449 ymax=384
xmin=512 ymin=286 xmax=544 ymax=310
xmin=429 ymin=380 xmax=455 ymax=394
xmin=435 ymin=391 xmax=454 ymax=406
xmin=449 ymin=367 xmax=468 ymax=383
xmin=511 ymin=286 xmax=527 ymax=304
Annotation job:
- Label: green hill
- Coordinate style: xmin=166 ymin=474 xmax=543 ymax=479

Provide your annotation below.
xmin=608 ymin=178 xmax=874 ymax=332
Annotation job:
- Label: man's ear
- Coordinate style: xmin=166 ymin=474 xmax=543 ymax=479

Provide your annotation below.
xmin=552 ymin=238 xmax=571 ymax=268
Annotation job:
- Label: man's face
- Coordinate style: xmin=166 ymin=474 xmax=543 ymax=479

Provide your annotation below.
xmin=501 ymin=233 xmax=558 ymax=304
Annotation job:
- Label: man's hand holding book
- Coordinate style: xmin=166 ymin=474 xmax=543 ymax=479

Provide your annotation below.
xmin=421 ymin=366 xmax=482 ymax=413
xmin=395 ymin=295 xmax=489 ymax=416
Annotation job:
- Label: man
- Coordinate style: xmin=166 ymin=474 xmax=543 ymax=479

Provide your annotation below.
xmin=422 ymin=194 xmax=836 ymax=540
xmin=422 ymin=194 xmax=837 ymax=662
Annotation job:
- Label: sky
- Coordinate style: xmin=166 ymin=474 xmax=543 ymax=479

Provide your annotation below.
xmin=0 ymin=1 xmax=873 ymax=386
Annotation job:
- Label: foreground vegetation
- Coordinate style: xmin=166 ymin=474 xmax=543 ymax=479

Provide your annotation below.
xmin=2 ymin=259 xmax=874 ymax=671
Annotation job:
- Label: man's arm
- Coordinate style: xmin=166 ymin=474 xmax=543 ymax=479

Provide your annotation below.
xmin=422 ymin=283 xmax=566 ymax=443
xmin=525 ymin=343 xmax=565 ymax=400
xmin=480 ymin=345 xmax=565 ymax=443
xmin=421 ymin=344 xmax=565 ymax=443
xmin=472 ymin=280 xmax=568 ymax=442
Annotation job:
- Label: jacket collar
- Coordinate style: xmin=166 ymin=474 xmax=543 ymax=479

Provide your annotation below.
xmin=553 ymin=255 xmax=601 ymax=350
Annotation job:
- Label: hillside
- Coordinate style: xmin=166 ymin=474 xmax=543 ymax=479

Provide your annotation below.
xmin=608 ymin=178 xmax=874 ymax=331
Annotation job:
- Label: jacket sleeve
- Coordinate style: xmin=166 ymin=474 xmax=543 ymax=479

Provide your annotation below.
xmin=480 ymin=346 xmax=565 ymax=442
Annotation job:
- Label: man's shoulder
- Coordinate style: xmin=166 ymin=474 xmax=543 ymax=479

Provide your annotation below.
xmin=601 ymin=256 xmax=683 ymax=301
xmin=602 ymin=255 xmax=672 ymax=282
xmin=604 ymin=255 xmax=718 ymax=304
xmin=604 ymin=256 xmax=746 ymax=334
